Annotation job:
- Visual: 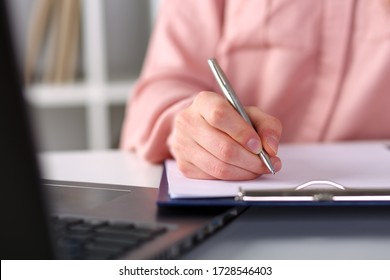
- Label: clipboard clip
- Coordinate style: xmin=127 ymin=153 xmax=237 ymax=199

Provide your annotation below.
xmin=235 ymin=180 xmax=390 ymax=202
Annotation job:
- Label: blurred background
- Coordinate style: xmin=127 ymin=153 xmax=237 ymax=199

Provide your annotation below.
xmin=7 ymin=0 xmax=160 ymax=151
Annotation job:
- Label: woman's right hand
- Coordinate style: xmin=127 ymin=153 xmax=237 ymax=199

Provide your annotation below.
xmin=168 ymin=91 xmax=282 ymax=180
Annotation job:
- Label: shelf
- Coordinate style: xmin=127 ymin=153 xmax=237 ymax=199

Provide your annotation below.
xmin=25 ymin=79 xmax=136 ymax=150
xmin=26 ymin=79 xmax=136 ymax=107
xmin=11 ymin=0 xmax=155 ymax=151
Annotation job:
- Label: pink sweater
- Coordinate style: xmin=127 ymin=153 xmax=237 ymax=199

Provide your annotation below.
xmin=120 ymin=0 xmax=390 ymax=163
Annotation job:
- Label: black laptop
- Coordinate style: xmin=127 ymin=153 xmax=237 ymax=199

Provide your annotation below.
xmin=0 ymin=0 xmax=240 ymax=260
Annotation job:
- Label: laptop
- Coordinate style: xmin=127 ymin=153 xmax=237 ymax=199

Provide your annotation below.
xmin=0 ymin=0 xmax=240 ymax=260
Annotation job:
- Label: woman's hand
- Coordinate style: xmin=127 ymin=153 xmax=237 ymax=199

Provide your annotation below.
xmin=168 ymin=91 xmax=282 ymax=180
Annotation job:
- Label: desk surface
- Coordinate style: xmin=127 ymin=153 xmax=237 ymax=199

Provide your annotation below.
xmin=40 ymin=150 xmax=163 ymax=188
xmin=40 ymin=150 xmax=390 ymax=259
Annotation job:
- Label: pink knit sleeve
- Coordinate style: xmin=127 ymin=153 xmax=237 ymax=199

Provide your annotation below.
xmin=120 ymin=0 xmax=225 ymax=163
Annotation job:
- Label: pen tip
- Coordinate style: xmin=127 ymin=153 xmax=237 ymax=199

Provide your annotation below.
xmin=259 ymin=150 xmax=276 ymax=175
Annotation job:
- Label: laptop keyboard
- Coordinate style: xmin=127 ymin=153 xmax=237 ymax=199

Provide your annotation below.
xmin=51 ymin=216 xmax=168 ymax=259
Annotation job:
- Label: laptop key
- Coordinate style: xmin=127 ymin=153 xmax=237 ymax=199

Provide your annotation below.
xmin=56 ymin=238 xmax=86 ymax=259
xmin=66 ymin=231 xmax=92 ymax=242
xmin=51 ymin=216 xmax=169 ymax=259
xmin=105 ymin=222 xmax=135 ymax=230
xmin=130 ymin=226 xmax=167 ymax=236
xmin=69 ymin=223 xmax=97 ymax=233
xmin=93 ymin=236 xmax=139 ymax=248
xmin=52 ymin=217 xmax=83 ymax=232
xmin=84 ymin=242 xmax=125 ymax=258
xmin=95 ymin=230 xmax=151 ymax=241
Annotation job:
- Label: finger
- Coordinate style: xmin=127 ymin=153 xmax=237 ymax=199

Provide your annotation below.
xmin=189 ymin=141 xmax=260 ymax=180
xmin=176 ymin=160 xmax=216 ymax=180
xmin=194 ymin=91 xmax=263 ymax=154
xmin=189 ymin=109 xmax=266 ymax=175
xmin=179 ymin=151 xmax=282 ymax=179
xmin=171 ymin=115 xmax=261 ymax=180
xmin=246 ymin=106 xmax=282 ymax=156
xmin=169 ymin=114 xmax=217 ymax=179
xmin=174 ymin=103 xmax=268 ymax=175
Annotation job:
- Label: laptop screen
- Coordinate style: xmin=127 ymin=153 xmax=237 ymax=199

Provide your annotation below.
xmin=0 ymin=0 xmax=53 ymax=259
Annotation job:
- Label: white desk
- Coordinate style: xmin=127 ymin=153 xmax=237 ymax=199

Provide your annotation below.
xmin=40 ymin=150 xmax=390 ymax=259
xmin=40 ymin=150 xmax=163 ymax=188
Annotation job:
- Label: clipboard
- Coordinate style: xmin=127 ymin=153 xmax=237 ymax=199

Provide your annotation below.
xmin=157 ymin=166 xmax=390 ymax=207
xmin=157 ymin=143 xmax=390 ymax=207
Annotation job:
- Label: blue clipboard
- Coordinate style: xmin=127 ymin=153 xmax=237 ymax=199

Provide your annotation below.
xmin=157 ymin=164 xmax=390 ymax=208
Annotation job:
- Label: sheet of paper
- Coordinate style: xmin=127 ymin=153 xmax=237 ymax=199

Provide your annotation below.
xmin=166 ymin=142 xmax=390 ymax=198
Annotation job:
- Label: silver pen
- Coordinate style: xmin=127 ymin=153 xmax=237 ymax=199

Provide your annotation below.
xmin=208 ymin=58 xmax=275 ymax=174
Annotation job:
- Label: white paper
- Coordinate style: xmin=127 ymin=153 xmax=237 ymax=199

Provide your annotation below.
xmin=166 ymin=142 xmax=390 ymax=198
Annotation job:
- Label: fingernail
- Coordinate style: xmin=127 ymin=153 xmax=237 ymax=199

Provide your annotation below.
xmin=266 ymin=135 xmax=279 ymax=154
xmin=247 ymin=138 xmax=261 ymax=154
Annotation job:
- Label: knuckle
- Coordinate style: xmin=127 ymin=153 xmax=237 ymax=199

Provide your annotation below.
xmin=210 ymin=162 xmax=230 ymax=180
xmin=261 ymin=115 xmax=282 ymax=138
xmin=236 ymin=126 xmax=254 ymax=141
xmin=269 ymin=116 xmax=282 ymax=132
xmin=169 ymin=132 xmax=187 ymax=160
xmin=207 ymin=103 xmax=226 ymax=127
xmin=194 ymin=91 xmax=209 ymax=105
xmin=216 ymin=141 xmax=236 ymax=162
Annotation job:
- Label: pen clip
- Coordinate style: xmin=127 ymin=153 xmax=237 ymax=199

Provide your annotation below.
xmin=208 ymin=58 xmax=229 ymax=87
xmin=208 ymin=58 xmax=237 ymax=108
